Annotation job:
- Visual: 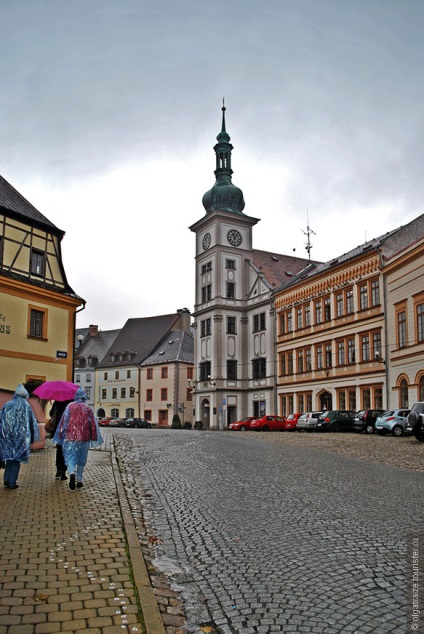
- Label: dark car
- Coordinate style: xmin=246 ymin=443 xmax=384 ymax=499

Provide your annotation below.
xmin=353 ymin=409 xmax=385 ymax=434
xmin=123 ymin=418 xmax=152 ymax=429
xmin=316 ymin=410 xmax=357 ymax=432
xmin=408 ymin=403 xmax=424 ymax=441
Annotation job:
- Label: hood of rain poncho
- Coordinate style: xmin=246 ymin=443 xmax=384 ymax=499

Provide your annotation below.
xmin=53 ymin=389 xmax=103 ymax=449
xmin=0 ymin=384 xmax=40 ymax=463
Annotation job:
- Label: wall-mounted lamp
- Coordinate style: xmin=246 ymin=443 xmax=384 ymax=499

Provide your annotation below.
xmin=76 ymin=334 xmax=84 ymax=349
xmin=375 ymin=351 xmax=386 ymax=365
xmin=166 ymin=403 xmax=172 ymax=409
xmin=208 ymin=375 xmax=216 ymax=387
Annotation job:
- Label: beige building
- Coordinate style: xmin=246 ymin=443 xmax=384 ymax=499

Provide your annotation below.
xmin=0 ymin=175 xmax=84 ymax=395
xmin=274 ymin=214 xmax=424 ymax=414
xmin=383 ymin=230 xmax=424 ymax=407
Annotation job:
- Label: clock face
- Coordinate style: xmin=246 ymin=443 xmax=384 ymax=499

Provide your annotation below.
xmin=202 ymin=232 xmax=211 ymax=250
xmin=227 ymin=229 xmax=242 ymax=247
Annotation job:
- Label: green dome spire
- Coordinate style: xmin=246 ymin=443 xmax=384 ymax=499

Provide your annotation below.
xmin=202 ymin=103 xmax=245 ymax=215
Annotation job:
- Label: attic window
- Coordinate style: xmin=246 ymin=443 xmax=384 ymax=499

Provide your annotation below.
xmin=271 ymin=256 xmax=279 ymax=261
xmin=168 ymin=340 xmax=174 ymax=344
xmin=285 ymin=271 xmax=294 ymax=277
xmin=159 ymin=351 xmax=164 ymax=355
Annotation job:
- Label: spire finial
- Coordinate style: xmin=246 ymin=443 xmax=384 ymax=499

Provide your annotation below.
xmin=221 ymin=97 xmax=226 ymax=132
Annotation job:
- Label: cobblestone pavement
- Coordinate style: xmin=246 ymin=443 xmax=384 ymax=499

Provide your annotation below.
xmin=113 ymin=429 xmax=424 ymax=634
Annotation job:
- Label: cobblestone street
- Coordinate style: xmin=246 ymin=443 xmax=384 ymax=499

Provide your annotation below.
xmin=112 ymin=429 xmax=424 ymax=634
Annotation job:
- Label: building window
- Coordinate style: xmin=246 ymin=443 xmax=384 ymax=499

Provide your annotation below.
xmin=115 ymin=371 xmax=119 ymax=379
xmin=371 ymin=280 xmax=380 ymax=306
xmin=397 ymin=310 xmax=407 ymax=348
xmin=362 ymin=388 xmax=371 ymax=410
xmin=347 ymin=338 xmax=355 ymax=364
xmin=325 ymin=343 xmax=332 ymax=368
xmin=187 ymin=367 xmax=193 ymax=379
xmin=161 ymin=388 xmax=167 ymax=401
xmin=201 ymin=262 xmax=212 ymax=273
xmin=374 ymin=387 xmax=383 ymax=409
xmin=226 ymin=282 xmax=235 ymax=299
xmin=339 ymin=390 xmax=346 ymax=409
xmin=346 ymin=289 xmax=354 ymax=314
xmin=336 ymin=293 xmax=344 ymax=318
xmin=144 ymin=410 xmax=152 ymax=421
xmin=75 ymin=374 xmax=81 ymax=383
xmin=130 ymin=387 xmax=135 ymax=398
xmin=112 ymin=388 xmax=117 ymax=399
xmin=315 ymin=301 xmax=322 ymax=325
xmin=287 ymin=312 xmax=293 ymax=333
xmin=348 ymin=390 xmax=356 ymax=411
xmin=147 ymin=368 xmax=153 ymax=380
xmin=126 ymin=408 xmax=135 ymax=418
xmin=146 ymin=389 xmax=152 ymax=401
xmin=227 ymin=316 xmax=236 ymax=334
xmin=86 ymin=374 xmax=91 ymax=383
xmin=419 ymin=376 xmax=424 ymax=401
xmin=297 ymin=349 xmax=304 ymax=373
xmin=253 ymin=313 xmax=266 ymax=332
xmin=104 ymin=372 xmax=108 ymax=380
xmin=121 ymin=388 xmax=126 ymax=398
xmin=227 ymin=360 xmax=238 ymax=380
xmin=226 ymin=259 xmax=236 ymax=269
xmin=161 ymin=367 xmax=168 ymax=379
xmin=30 ymin=248 xmax=46 ymax=277
xmin=202 ymin=285 xmax=212 ymax=302
xmin=111 ymin=408 xmax=119 ymax=418
xmin=305 ymin=304 xmax=311 ymax=327
xmin=400 ymin=379 xmax=409 ymax=408
xmin=187 ymin=387 xmax=192 ymax=401
xmin=85 ymin=387 xmax=91 ymax=399
xmin=417 ymin=303 xmax=424 ymax=343
xmin=127 ymin=370 xmax=131 ymax=378
xmin=316 ymin=345 xmax=323 ymax=369
xmin=252 ymin=357 xmax=266 ymax=379
xmin=296 ymin=308 xmax=303 ymax=330
xmin=101 ymin=388 xmax=106 ymax=399
xmin=372 ymin=332 xmax=382 ymax=360
xmin=28 ymin=307 xmax=47 ymax=339
xmin=305 ymin=348 xmax=312 ymax=371
xmin=359 ymin=284 xmax=368 ymax=310
xmin=201 ymin=318 xmax=211 ymax=337
xmin=324 ymin=297 xmax=331 ymax=322
xmin=199 ymin=361 xmax=211 ymax=382
xmin=337 ymin=341 xmax=345 ymax=366
xmin=361 ymin=335 xmax=370 ymax=361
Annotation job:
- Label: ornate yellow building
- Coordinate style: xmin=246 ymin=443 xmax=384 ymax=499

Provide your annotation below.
xmin=0 ymin=175 xmax=84 ymax=394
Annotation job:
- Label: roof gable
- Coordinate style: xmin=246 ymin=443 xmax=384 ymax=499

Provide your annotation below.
xmin=0 ymin=175 xmax=61 ymax=233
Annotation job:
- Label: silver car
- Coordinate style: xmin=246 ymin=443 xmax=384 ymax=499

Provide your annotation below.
xmin=296 ymin=411 xmax=322 ymax=432
xmin=375 ymin=409 xmax=411 ymax=436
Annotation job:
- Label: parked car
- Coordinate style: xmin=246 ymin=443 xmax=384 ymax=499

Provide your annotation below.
xmin=353 ymin=409 xmax=385 ymax=434
xmin=108 ymin=418 xmax=123 ymax=427
xmin=408 ymin=403 xmax=424 ymax=441
xmin=123 ymin=418 xmax=152 ymax=429
xmin=228 ymin=417 xmax=255 ymax=431
xmin=316 ymin=410 xmax=357 ymax=432
xmin=98 ymin=417 xmax=112 ymax=427
xmin=296 ymin=412 xmax=323 ymax=432
xmin=375 ymin=409 xmax=411 ymax=436
xmin=250 ymin=415 xmax=288 ymax=431
xmin=285 ymin=413 xmax=301 ymax=429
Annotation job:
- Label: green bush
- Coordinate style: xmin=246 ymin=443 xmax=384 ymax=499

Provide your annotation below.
xmin=194 ymin=421 xmax=204 ymax=430
xmin=183 ymin=422 xmax=192 ymax=430
xmin=171 ymin=414 xmax=182 ymax=429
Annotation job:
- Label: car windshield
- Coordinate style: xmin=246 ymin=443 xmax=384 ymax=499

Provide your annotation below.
xmin=381 ymin=411 xmax=394 ymax=417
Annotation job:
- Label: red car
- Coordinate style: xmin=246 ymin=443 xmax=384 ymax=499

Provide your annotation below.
xmin=228 ymin=417 xmax=255 ymax=431
xmin=250 ymin=415 xmax=288 ymax=431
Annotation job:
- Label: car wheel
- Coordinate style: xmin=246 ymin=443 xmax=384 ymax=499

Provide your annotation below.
xmin=365 ymin=424 xmax=375 ymax=434
xmin=330 ymin=422 xmax=341 ymax=432
xmin=392 ymin=425 xmax=403 ymax=437
xmin=240 ymin=425 xmax=246 ymax=431
xmin=377 ymin=430 xmax=386 ymax=436
xmin=262 ymin=425 xmax=270 ymax=431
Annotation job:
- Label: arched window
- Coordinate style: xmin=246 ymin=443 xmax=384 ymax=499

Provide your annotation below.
xmin=111 ymin=408 xmax=119 ymax=418
xmin=399 ymin=378 xmax=409 ymax=408
xmin=419 ymin=375 xmax=424 ymax=401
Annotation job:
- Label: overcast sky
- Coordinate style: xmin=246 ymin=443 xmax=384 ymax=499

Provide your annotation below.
xmin=1 ymin=0 xmax=423 ymax=329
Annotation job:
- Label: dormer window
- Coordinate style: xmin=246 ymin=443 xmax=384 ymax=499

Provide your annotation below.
xmin=30 ymin=249 xmax=46 ymax=277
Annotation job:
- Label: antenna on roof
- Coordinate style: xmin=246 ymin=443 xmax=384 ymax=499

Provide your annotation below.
xmin=302 ymin=211 xmax=316 ymax=261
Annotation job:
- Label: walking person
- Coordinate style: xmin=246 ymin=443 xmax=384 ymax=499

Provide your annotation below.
xmin=53 ymin=387 xmax=102 ymax=490
xmin=49 ymin=399 xmax=72 ymax=480
xmin=0 ymin=384 xmax=40 ymax=489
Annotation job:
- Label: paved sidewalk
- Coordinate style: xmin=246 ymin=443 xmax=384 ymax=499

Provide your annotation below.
xmin=0 ymin=436 xmax=165 ymax=634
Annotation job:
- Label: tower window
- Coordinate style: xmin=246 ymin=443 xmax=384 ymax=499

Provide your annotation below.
xmin=226 ymin=282 xmax=235 ymax=299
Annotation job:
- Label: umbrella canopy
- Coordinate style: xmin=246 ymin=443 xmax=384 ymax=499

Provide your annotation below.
xmin=33 ymin=381 xmax=79 ymax=402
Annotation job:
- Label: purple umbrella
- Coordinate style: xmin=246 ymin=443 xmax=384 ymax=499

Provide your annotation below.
xmin=33 ymin=380 xmax=79 ymax=402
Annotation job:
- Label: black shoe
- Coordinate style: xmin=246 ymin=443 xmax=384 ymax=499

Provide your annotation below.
xmin=4 ymin=482 xmax=9 ymax=488
xmin=76 ymin=482 xmax=83 ymax=488
xmin=60 ymin=473 xmax=68 ymax=480
xmin=8 ymin=484 xmax=19 ymax=489
xmin=55 ymin=471 xmax=61 ymax=479
xmin=69 ymin=474 xmax=76 ymax=490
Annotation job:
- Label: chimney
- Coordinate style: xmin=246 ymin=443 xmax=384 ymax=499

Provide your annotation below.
xmin=89 ymin=324 xmax=99 ymax=337
xmin=177 ymin=308 xmax=191 ymax=332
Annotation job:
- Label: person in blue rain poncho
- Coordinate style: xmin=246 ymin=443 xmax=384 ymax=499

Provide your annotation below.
xmin=0 ymin=384 xmax=40 ymax=489
xmin=53 ymin=387 xmax=102 ymax=490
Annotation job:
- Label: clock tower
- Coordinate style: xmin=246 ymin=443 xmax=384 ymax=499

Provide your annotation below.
xmin=190 ymin=105 xmax=261 ymax=429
